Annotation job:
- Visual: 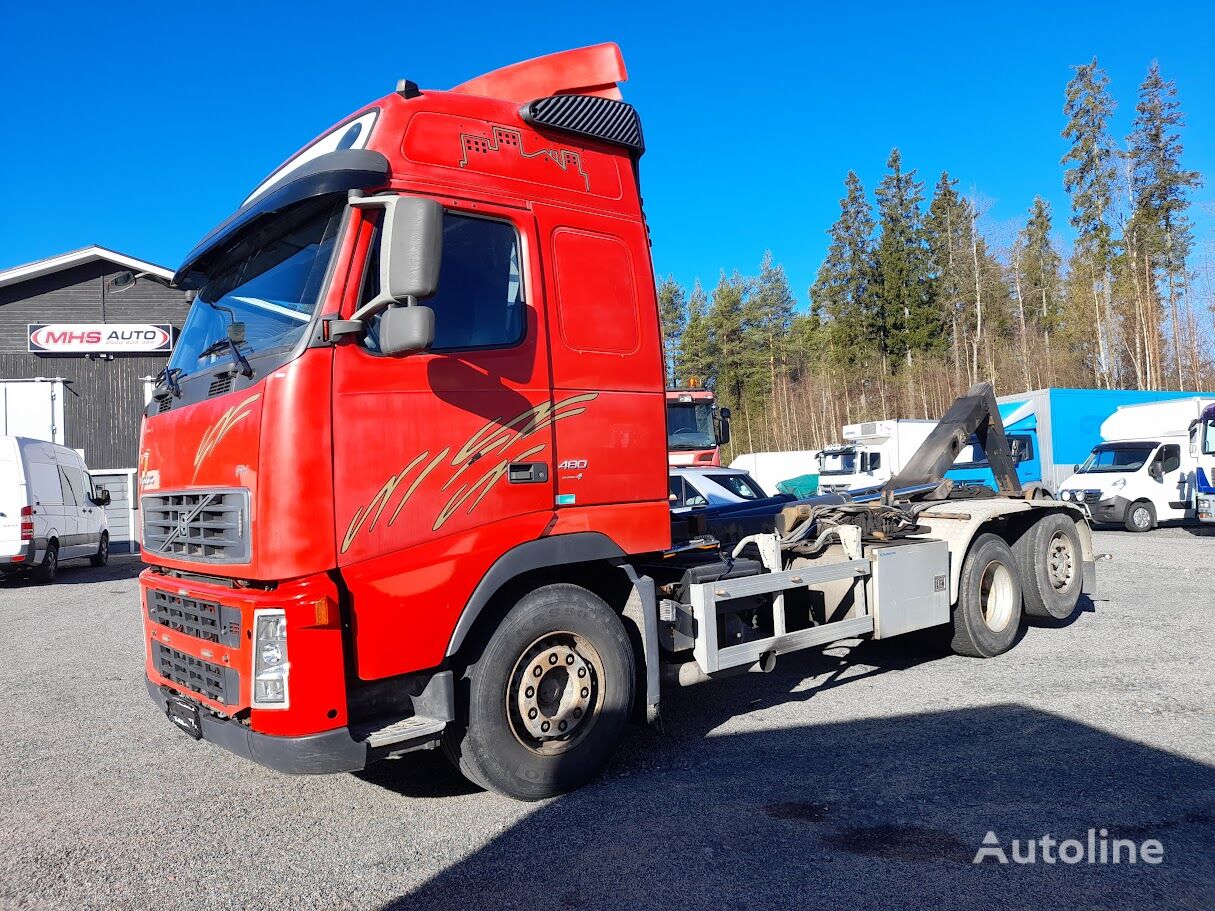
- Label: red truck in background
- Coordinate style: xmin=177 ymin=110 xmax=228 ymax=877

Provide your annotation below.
xmin=665 ymin=387 xmax=730 ymax=466
xmin=138 ymin=44 xmax=1096 ymax=801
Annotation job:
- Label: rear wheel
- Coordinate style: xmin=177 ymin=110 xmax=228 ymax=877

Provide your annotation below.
xmin=950 ymin=533 xmax=1022 ymax=657
xmin=1014 ymin=513 xmax=1082 ymax=620
xmin=442 ymin=583 xmax=635 ymax=800
xmin=34 ymin=541 xmax=58 ymax=583
xmin=90 ymin=533 xmax=109 ymax=567
xmin=1124 ymin=500 xmax=1155 ymax=532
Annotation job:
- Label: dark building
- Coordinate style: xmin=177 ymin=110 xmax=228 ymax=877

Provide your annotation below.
xmin=0 ymin=246 xmax=191 ymax=549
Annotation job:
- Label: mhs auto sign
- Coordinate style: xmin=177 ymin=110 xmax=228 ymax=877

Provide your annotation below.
xmin=28 ymin=323 xmax=173 ymax=354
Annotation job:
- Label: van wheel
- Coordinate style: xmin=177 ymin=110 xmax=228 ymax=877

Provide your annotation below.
xmin=442 ymin=584 xmax=635 ymax=801
xmin=90 ymin=533 xmax=109 ymax=567
xmin=950 ymin=533 xmax=1022 ymax=658
xmin=1014 ymin=513 xmax=1082 ymax=619
xmin=1124 ymin=500 xmax=1155 ymax=532
xmin=34 ymin=542 xmax=59 ymax=583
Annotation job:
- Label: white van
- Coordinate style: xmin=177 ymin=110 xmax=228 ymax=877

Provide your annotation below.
xmin=1057 ymin=398 xmax=1214 ymax=531
xmin=0 ymin=437 xmax=111 ymax=581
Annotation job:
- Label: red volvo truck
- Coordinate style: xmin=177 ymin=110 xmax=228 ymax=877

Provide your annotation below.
xmin=139 ymin=44 xmax=1096 ymax=800
xmin=666 ymin=387 xmax=729 ymax=466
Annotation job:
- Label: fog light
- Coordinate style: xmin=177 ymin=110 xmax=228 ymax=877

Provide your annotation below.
xmin=252 ymin=608 xmax=289 ymax=709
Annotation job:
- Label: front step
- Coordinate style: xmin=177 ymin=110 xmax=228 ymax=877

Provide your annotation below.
xmin=354 ymin=714 xmax=447 ymax=749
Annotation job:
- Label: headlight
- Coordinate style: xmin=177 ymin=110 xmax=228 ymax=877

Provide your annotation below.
xmin=252 ymin=608 xmax=290 ymax=709
xmin=1061 ymin=490 xmax=1073 ymax=501
xmin=1111 ymin=478 xmax=1126 ymax=490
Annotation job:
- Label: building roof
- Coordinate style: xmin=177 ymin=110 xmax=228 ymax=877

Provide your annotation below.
xmin=0 ymin=245 xmax=173 ymax=291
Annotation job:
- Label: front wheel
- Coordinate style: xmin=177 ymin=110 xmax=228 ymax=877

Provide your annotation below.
xmin=950 ymin=533 xmax=1022 ymax=658
xmin=1124 ymin=500 xmax=1155 ymax=533
xmin=442 ymin=584 xmax=635 ymax=801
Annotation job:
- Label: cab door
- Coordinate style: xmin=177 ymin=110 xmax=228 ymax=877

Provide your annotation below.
xmin=331 ymin=198 xmax=556 ymax=679
xmin=1152 ymin=443 xmax=1188 ymax=519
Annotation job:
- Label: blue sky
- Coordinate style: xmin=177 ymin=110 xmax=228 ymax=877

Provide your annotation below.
xmin=1 ymin=1 xmax=1212 ymax=307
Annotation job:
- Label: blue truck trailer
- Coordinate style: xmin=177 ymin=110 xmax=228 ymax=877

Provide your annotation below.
xmin=946 ymin=387 xmax=1215 ymax=496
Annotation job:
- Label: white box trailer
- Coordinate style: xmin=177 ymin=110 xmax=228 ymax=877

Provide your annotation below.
xmin=815 ymin=419 xmax=937 ymax=494
xmin=0 ymin=379 xmax=65 ymax=444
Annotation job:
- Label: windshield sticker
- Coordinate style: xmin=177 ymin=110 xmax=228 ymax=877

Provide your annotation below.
xmin=244 ymin=109 xmax=379 ymax=205
xmin=342 ymin=393 xmax=597 ymax=552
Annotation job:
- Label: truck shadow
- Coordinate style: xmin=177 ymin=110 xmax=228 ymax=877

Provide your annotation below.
xmin=374 ymin=698 xmax=1215 ymax=911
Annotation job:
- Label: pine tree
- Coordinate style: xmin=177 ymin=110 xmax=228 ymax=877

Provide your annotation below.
xmin=809 ymin=171 xmax=876 ymax=367
xmin=655 ymin=275 xmax=687 ymax=386
xmin=873 ymin=148 xmax=933 ymax=367
xmin=1127 ymin=61 xmax=1203 ymax=388
xmin=1062 ymin=57 xmax=1119 ymax=386
xmin=674 ymin=280 xmax=713 ymax=389
xmin=923 ymin=172 xmax=973 ymax=378
xmin=1018 ymin=196 xmax=1062 ymax=331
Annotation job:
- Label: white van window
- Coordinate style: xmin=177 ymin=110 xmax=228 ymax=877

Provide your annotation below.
xmin=59 ymin=467 xmax=80 ymax=507
xmin=28 ymin=462 xmax=63 ymax=506
xmin=71 ymin=467 xmax=94 ymax=502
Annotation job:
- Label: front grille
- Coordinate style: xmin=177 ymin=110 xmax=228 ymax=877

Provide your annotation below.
xmin=142 ymin=489 xmax=250 ymax=563
xmin=152 ymin=642 xmax=238 ymax=705
xmin=147 ymin=589 xmax=241 ymax=646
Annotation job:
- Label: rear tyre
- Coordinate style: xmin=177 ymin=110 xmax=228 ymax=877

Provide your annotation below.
xmin=1014 ymin=514 xmax=1082 ymax=619
xmin=34 ymin=541 xmax=58 ymax=584
xmin=441 ymin=583 xmax=635 ymax=801
xmin=950 ymin=533 xmax=1022 ymax=658
xmin=90 ymin=533 xmax=109 ymax=567
xmin=1124 ymin=500 xmax=1155 ymax=533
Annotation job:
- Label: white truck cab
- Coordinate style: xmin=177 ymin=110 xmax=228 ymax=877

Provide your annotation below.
xmin=0 ymin=436 xmax=111 ymax=581
xmin=816 ymin=419 xmax=937 ymax=495
xmin=1058 ymin=398 xmax=1214 ymax=531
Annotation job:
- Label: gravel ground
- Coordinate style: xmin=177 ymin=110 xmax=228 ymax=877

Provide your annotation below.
xmin=1 ymin=527 xmax=1212 ymax=911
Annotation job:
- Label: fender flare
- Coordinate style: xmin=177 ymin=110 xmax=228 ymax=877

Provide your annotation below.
xmin=444 ymin=531 xmax=626 ymax=658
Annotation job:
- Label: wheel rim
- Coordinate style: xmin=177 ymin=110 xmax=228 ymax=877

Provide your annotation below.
xmin=1132 ymin=506 xmax=1151 ymax=529
xmin=1046 ymin=531 xmax=1075 ymax=591
xmin=47 ymin=549 xmax=57 ymax=577
xmin=99 ymin=538 xmax=108 ymax=561
xmin=979 ymin=560 xmax=1015 ymax=631
xmin=507 ymin=631 xmax=603 ymax=756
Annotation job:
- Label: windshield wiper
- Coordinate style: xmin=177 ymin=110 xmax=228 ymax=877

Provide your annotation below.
xmin=154 ymin=366 xmax=183 ymax=398
xmin=198 ymin=336 xmax=254 ymax=378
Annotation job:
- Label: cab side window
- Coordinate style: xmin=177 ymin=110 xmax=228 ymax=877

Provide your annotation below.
xmin=363 ymin=211 xmax=524 ymax=353
xmin=1158 ymin=444 xmax=1181 ymax=474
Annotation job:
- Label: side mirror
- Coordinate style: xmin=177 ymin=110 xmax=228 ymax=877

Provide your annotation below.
xmin=378 ymin=305 xmax=435 ymax=357
xmin=716 ymin=413 xmax=731 ymax=447
xmin=1149 ymin=463 xmax=1164 ymax=482
xmin=350 ymin=194 xmax=444 ymax=321
xmin=1074 ymin=464 xmax=1081 ymax=473
xmin=93 ymin=488 xmax=111 ymax=506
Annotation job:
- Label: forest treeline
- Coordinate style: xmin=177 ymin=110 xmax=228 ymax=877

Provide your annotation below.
xmin=658 ymin=58 xmax=1210 ymax=459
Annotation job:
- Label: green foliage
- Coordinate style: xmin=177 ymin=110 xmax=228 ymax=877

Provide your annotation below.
xmin=810 ymin=171 xmax=876 ymax=366
xmin=873 ymin=148 xmax=937 ymax=363
xmin=674 ymin=279 xmax=714 ymax=388
xmin=1017 ymin=196 xmax=1063 ymax=332
xmin=655 ymin=274 xmax=687 ymax=385
xmin=1062 ymin=57 xmax=1118 ymax=261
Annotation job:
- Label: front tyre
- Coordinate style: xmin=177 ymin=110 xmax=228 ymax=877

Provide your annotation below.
xmin=1124 ymin=500 xmax=1155 ymax=533
xmin=443 ymin=584 xmax=635 ymax=801
xmin=950 ymin=533 xmax=1022 ymax=658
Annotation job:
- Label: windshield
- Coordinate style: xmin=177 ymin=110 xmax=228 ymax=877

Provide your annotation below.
xmin=817 ymin=449 xmax=858 ymax=476
xmin=1203 ymin=419 xmax=1215 ymax=456
xmin=168 ymin=202 xmax=343 ymax=379
xmin=667 ymin=402 xmax=716 ymax=451
xmin=953 ymin=433 xmax=1033 ymax=468
xmin=1078 ymin=445 xmax=1155 ymax=473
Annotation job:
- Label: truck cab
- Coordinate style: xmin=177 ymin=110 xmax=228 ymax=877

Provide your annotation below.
xmin=665 ymin=388 xmax=729 ymax=466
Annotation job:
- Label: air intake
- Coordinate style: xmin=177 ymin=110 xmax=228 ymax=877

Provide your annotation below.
xmin=520 ymin=95 xmax=644 ymax=156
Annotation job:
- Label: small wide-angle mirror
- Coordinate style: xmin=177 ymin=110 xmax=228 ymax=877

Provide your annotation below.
xmin=379 ymin=305 xmax=435 ymax=357
xmin=227 ymin=321 xmax=247 ymax=344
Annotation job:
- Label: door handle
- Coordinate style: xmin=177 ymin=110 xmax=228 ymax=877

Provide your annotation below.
xmin=508 ymin=462 xmax=549 ymax=484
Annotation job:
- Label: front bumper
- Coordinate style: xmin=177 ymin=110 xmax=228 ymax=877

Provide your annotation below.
xmin=1086 ymin=495 xmax=1132 ymax=525
xmin=146 ymin=678 xmax=367 ymax=773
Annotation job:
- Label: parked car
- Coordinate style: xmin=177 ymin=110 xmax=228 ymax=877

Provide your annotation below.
xmin=0 ymin=436 xmax=111 ymax=581
xmin=668 ymin=466 xmax=771 ymax=513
